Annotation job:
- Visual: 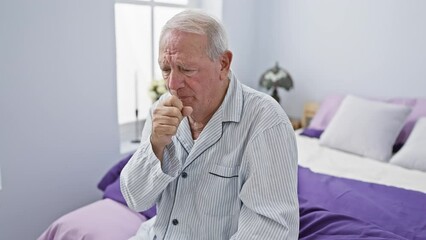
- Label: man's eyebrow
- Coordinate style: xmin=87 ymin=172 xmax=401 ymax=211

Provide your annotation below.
xmin=179 ymin=61 xmax=198 ymax=68
xmin=158 ymin=58 xmax=169 ymax=66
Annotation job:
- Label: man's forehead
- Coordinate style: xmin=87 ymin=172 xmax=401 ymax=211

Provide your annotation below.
xmin=160 ymin=31 xmax=207 ymax=54
xmin=158 ymin=53 xmax=198 ymax=67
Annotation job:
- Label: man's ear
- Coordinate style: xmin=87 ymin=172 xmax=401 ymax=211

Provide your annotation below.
xmin=219 ymin=50 xmax=233 ymax=81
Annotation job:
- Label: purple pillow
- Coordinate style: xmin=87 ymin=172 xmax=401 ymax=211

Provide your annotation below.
xmin=394 ymin=98 xmax=426 ymax=145
xmin=103 ymin=175 xmax=157 ymax=219
xmin=98 ymin=153 xmax=157 ymax=219
xmin=97 ymin=154 xmax=132 ymax=191
xmin=300 ymin=128 xmax=324 ymax=138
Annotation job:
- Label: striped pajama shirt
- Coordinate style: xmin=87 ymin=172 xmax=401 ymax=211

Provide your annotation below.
xmin=121 ymin=73 xmax=299 ymax=239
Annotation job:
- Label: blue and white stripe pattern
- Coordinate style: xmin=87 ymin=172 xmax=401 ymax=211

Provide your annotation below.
xmin=121 ymin=72 xmax=299 ymax=239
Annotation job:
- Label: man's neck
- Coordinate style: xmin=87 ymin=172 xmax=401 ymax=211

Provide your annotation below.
xmin=188 ymin=116 xmax=210 ymax=140
xmin=190 ymin=79 xmax=230 ymax=139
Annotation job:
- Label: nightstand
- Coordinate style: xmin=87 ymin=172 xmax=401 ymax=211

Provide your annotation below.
xmin=301 ymin=102 xmax=320 ymax=128
xmin=290 ymin=118 xmax=302 ymax=130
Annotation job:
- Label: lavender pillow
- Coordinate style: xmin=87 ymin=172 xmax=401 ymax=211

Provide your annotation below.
xmin=307 ymin=94 xmax=345 ymax=131
xmin=299 ymin=94 xmax=345 ymax=138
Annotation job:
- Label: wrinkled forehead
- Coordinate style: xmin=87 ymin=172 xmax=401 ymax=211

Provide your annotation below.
xmin=159 ymin=30 xmax=208 ymax=60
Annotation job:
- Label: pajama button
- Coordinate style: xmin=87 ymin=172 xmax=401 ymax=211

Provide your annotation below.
xmin=181 ymin=172 xmax=188 ymax=178
xmin=172 ymin=219 xmax=179 ymax=225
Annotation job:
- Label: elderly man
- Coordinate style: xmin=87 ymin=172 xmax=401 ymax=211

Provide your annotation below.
xmin=120 ymin=10 xmax=299 ymax=239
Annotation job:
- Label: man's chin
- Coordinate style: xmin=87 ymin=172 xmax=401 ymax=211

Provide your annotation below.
xmin=180 ymin=96 xmax=194 ymax=105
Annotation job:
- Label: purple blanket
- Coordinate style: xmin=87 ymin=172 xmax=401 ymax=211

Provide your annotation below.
xmin=100 ymin=155 xmax=426 ymax=239
xmin=298 ymin=166 xmax=426 ymax=240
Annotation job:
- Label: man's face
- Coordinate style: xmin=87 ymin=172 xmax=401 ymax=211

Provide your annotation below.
xmin=158 ymin=30 xmax=225 ymax=116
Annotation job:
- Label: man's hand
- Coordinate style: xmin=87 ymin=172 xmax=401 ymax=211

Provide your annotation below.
xmin=151 ymin=95 xmax=193 ymax=161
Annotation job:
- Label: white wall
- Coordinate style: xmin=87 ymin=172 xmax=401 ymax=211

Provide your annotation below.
xmin=0 ymin=1 xmax=121 ymax=239
xmin=199 ymin=0 xmax=223 ymax=19
xmin=223 ymin=0 xmax=426 ymax=117
xmin=222 ymin=0 xmax=259 ymax=89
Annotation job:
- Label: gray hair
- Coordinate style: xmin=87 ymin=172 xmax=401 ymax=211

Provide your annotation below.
xmin=160 ymin=10 xmax=228 ymax=61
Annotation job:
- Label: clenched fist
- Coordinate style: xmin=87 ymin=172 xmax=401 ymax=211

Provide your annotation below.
xmin=150 ymin=95 xmax=193 ymax=161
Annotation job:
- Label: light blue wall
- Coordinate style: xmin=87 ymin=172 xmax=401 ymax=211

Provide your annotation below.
xmin=1 ymin=1 xmax=425 ymax=238
xmin=223 ymin=0 xmax=426 ymax=117
xmin=0 ymin=1 xmax=120 ymax=239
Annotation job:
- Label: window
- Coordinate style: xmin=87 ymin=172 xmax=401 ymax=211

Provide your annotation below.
xmin=115 ymin=0 xmax=198 ymax=153
xmin=115 ymin=0 xmax=224 ymax=153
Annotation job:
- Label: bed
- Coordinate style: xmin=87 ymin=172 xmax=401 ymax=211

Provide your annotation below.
xmin=38 ymin=94 xmax=426 ymax=240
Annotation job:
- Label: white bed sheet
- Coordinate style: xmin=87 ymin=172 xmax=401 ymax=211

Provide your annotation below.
xmin=296 ymin=130 xmax=426 ymax=194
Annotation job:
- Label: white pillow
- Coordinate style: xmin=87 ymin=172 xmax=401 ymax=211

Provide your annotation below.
xmin=319 ymin=95 xmax=411 ymax=162
xmin=390 ymin=118 xmax=426 ymax=172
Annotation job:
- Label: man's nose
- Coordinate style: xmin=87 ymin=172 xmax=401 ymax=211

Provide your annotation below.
xmin=168 ymin=69 xmax=184 ymax=91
